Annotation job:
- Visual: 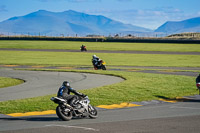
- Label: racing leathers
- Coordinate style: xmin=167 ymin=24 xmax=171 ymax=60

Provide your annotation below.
xmin=92 ymin=56 xmax=101 ymax=67
xmin=57 ymin=85 xmax=85 ymax=107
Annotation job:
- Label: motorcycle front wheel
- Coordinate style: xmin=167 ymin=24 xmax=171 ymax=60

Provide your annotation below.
xmin=88 ymin=105 xmax=98 ymax=119
xmin=102 ymin=65 xmax=106 ymax=70
xmin=56 ymin=106 xmax=72 ymax=121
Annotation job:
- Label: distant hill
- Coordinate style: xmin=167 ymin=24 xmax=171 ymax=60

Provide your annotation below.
xmin=155 ymin=17 xmax=200 ymax=34
xmin=0 ymin=10 xmax=151 ymax=36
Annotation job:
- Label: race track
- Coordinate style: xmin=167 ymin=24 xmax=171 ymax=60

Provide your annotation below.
xmin=0 ymin=69 xmax=124 ymax=101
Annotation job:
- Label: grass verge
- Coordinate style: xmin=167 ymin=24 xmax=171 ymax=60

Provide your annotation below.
xmin=0 ymin=40 xmax=200 ymax=52
xmin=0 ymin=69 xmax=197 ymax=114
xmin=0 ymin=51 xmax=200 ymax=67
xmin=0 ymin=77 xmax=24 ymax=88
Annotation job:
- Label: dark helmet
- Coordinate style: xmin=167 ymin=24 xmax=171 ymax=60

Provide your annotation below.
xmin=63 ymin=81 xmax=70 ymax=87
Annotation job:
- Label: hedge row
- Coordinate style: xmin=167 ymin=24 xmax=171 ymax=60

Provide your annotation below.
xmin=0 ymin=36 xmax=200 ymax=44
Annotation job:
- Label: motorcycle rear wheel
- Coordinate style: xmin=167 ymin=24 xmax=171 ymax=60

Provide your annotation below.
xmin=88 ymin=105 xmax=98 ymax=119
xmin=56 ymin=106 xmax=72 ymax=121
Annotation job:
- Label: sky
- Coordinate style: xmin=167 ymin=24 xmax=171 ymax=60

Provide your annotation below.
xmin=0 ymin=0 xmax=200 ymax=30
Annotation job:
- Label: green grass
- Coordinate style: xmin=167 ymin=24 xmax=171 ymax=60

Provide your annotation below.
xmin=0 ymin=77 xmax=24 ymax=88
xmin=0 ymin=51 xmax=199 ymax=67
xmin=0 ymin=40 xmax=200 ymax=52
xmin=79 ymin=70 xmax=197 ymax=105
xmin=0 ymin=69 xmax=197 ymax=114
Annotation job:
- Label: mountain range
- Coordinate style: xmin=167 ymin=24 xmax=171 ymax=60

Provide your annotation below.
xmin=0 ymin=10 xmax=151 ymax=36
xmin=155 ymin=17 xmax=200 ymax=34
xmin=0 ymin=10 xmax=199 ymax=36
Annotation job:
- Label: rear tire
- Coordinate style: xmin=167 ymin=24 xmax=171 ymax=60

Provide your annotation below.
xmin=56 ymin=106 xmax=72 ymax=121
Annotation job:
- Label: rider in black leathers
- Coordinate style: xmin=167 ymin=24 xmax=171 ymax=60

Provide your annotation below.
xmin=57 ymin=81 xmax=86 ymax=107
xmin=92 ymin=55 xmax=100 ymax=68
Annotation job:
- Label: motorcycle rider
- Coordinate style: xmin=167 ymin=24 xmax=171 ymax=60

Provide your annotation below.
xmin=57 ymin=81 xmax=86 ymax=107
xmin=80 ymin=44 xmax=87 ymax=51
xmin=92 ymin=55 xmax=101 ymax=68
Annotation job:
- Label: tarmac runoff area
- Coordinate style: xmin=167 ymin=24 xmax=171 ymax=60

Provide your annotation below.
xmin=0 ymin=65 xmax=199 ymax=117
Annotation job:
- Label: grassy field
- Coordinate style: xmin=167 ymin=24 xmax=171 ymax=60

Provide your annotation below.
xmin=0 ymin=40 xmax=199 ymax=114
xmin=0 ymin=51 xmax=199 ymax=67
xmin=0 ymin=40 xmax=200 ymax=52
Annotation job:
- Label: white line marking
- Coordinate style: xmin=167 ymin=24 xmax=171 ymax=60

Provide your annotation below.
xmin=45 ymin=124 xmax=99 ymax=132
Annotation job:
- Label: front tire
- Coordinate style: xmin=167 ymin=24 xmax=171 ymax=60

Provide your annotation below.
xmin=88 ymin=105 xmax=98 ymax=119
xmin=56 ymin=106 xmax=72 ymax=121
xmin=102 ymin=65 xmax=106 ymax=70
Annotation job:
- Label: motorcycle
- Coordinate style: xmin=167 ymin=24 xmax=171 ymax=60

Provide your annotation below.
xmin=80 ymin=45 xmax=87 ymax=52
xmin=50 ymin=95 xmax=98 ymax=121
xmin=92 ymin=59 xmax=106 ymax=70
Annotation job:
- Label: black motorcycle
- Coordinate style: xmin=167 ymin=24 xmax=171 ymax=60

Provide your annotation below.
xmin=80 ymin=45 xmax=87 ymax=52
xmin=51 ymin=96 xmax=98 ymax=121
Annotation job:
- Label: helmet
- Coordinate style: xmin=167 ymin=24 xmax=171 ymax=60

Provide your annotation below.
xmin=93 ymin=55 xmax=97 ymax=58
xmin=63 ymin=81 xmax=70 ymax=87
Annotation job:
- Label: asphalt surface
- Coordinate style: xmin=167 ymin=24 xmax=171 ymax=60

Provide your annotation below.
xmin=1 ymin=101 xmax=200 ymax=133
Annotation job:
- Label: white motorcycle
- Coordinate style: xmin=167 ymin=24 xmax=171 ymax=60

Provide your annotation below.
xmin=51 ymin=96 xmax=98 ymax=121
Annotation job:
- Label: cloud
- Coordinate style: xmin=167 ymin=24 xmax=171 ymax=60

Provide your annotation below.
xmin=0 ymin=5 xmax=7 ymax=12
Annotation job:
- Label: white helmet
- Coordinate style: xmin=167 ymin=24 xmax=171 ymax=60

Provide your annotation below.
xmin=93 ymin=55 xmax=97 ymax=58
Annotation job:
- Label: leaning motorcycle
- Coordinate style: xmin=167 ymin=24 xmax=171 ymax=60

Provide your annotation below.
xmin=51 ymin=96 xmax=98 ymax=121
xmin=80 ymin=46 xmax=87 ymax=51
xmin=92 ymin=60 xmax=106 ymax=70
